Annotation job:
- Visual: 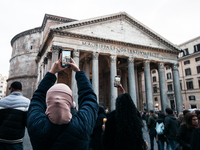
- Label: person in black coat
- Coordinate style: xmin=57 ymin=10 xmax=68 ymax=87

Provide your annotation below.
xmin=90 ymin=105 xmax=106 ymax=150
xmin=190 ymin=127 xmax=200 ymax=150
xmin=102 ymin=84 xmax=146 ymax=150
xmin=176 ymin=112 xmax=199 ymax=150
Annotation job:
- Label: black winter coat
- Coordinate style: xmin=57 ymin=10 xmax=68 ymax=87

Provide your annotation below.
xmin=190 ymin=127 xmax=200 ymax=150
xmin=176 ymin=124 xmax=193 ymax=150
xmin=164 ymin=114 xmax=178 ymax=140
xmin=27 ymin=71 xmax=99 ymax=150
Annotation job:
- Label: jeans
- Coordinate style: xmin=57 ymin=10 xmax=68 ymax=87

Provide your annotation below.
xmin=149 ymin=129 xmax=156 ymax=150
xmin=167 ymin=139 xmax=176 ymax=150
xmin=158 ymin=141 xmax=170 ymax=150
xmin=0 ymin=142 xmax=23 ymax=150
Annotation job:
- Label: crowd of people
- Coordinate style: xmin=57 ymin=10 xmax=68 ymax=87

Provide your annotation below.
xmin=141 ymin=107 xmax=200 ymax=150
xmin=0 ymin=54 xmax=200 ymax=150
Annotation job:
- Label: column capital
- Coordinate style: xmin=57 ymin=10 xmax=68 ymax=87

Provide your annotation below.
xmin=143 ymin=60 xmax=150 ymax=67
xmin=47 ymin=52 xmax=52 ymax=59
xmin=92 ymin=52 xmax=99 ymax=60
xmin=44 ymin=57 xmax=48 ymax=64
xmin=110 ymin=55 xmax=117 ymax=63
xmin=73 ymin=49 xmax=80 ymax=58
xmin=158 ymin=62 xmax=165 ymax=69
xmin=171 ymin=63 xmax=179 ymax=71
xmin=51 ymin=45 xmax=61 ymax=54
xmin=128 ymin=57 xmax=134 ymax=64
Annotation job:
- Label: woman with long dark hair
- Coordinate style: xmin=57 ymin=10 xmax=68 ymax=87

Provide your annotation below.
xmin=102 ymin=85 xmax=146 ymax=150
xmin=176 ymin=112 xmax=199 ymax=150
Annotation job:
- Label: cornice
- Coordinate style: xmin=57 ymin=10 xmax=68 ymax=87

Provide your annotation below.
xmin=51 ymin=30 xmax=179 ymax=55
xmin=7 ymin=75 xmax=37 ymax=82
xmin=52 ymin=12 xmax=180 ymax=52
xmin=11 ymin=14 xmax=77 ymax=46
xmin=178 ymin=51 xmax=200 ymax=61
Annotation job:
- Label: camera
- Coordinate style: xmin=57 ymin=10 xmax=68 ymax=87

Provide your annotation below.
xmin=114 ymin=75 xmax=121 ymax=87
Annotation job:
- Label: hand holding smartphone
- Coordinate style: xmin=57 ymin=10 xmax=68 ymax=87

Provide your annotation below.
xmin=114 ymin=75 xmax=121 ymax=87
xmin=62 ymin=50 xmax=71 ymax=68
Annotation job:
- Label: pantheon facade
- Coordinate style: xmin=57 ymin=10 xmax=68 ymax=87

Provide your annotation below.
xmin=8 ymin=12 xmax=183 ymax=113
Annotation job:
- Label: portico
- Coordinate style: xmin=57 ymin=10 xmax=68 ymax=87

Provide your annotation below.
xmin=36 ymin=12 xmax=183 ymax=113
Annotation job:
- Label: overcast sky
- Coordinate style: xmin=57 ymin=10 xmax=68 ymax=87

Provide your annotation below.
xmin=0 ymin=0 xmax=200 ymax=77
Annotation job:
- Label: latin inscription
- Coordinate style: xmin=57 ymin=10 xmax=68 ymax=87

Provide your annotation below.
xmin=82 ymin=41 xmax=161 ymax=58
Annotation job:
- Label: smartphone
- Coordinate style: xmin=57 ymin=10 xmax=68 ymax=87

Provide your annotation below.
xmin=114 ymin=75 xmax=121 ymax=87
xmin=62 ymin=50 xmax=71 ymax=68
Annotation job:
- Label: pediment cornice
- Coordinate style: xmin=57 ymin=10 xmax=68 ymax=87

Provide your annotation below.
xmin=51 ymin=12 xmax=180 ymax=52
xmin=50 ymin=29 xmax=179 ymax=55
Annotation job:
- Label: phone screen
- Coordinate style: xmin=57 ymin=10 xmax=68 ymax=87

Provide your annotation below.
xmin=114 ymin=75 xmax=121 ymax=87
xmin=62 ymin=50 xmax=71 ymax=68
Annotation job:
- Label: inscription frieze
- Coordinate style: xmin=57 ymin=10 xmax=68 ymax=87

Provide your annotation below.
xmin=82 ymin=41 xmax=161 ymax=58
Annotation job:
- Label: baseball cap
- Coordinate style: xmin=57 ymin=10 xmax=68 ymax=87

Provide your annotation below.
xmin=9 ymin=81 xmax=22 ymax=90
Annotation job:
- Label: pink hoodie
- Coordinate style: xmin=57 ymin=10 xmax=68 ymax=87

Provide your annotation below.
xmin=45 ymin=83 xmax=73 ymax=125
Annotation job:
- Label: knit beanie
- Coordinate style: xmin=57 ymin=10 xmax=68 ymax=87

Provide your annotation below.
xmin=45 ymin=83 xmax=73 ymax=125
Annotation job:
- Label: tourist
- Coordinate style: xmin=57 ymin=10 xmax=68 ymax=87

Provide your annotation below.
xmin=102 ymin=84 xmax=146 ymax=150
xmin=0 ymin=81 xmax=30 ymax=150
xmin=27 ymin=55 xmax=99 ymax=150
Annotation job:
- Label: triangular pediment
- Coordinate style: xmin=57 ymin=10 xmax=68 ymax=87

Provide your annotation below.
xmin=51 ymin=12 xmax=180 ymax=52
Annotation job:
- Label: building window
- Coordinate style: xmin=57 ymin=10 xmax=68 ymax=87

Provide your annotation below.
xmin=180 ymin=82 xmax=182 ymax=90
xmin=167 ymin=73 xmax=172 ymax=79
xmin=152 ymin=70 xmax=156 ymax=74
xmin=183 ymin=48 xmax=189 ymax=56
xmin=189 ymin=95 xmax=195 ymax=101
xmin=166 ymin=66 xmax=170 ymax=70
xmin=194 ymin=44 xmax=200 ymax=52
xmin=167 ymin=83 xmax=173 ymax=91
xmin=0 ymin=86 xmax=3 ymax=88
xmin=190 ymin=104 xmax=197 ymax=109
xmin=199 ymin=79 xmax=200 ymax=88
xmin=186 ymin=80 xmax=194 ymax=90
xmin=197 ymin=66 xmax=200 ymax=74
xmin=0 ymin=91 xmax=2 ymax=93
xmin=184 ymin=60 xmax=190 ymax=65
xmin=185 ymin=68 xmax=191 ymax=76
xmin=153 ymin=85 xmax=157 ymax=93
xmin=195 ymin=57 xmax=200 ymax=62
xmin=155 ymin=97 xmax=158 ymax=101
xmin=153 ymin=76 xmax=156 ymax=82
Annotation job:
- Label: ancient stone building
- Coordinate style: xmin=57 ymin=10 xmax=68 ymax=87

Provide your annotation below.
xmin=8 ymin=12 xmax=183 ymax=113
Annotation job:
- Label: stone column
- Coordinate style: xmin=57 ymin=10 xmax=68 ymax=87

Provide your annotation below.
xmin=110 ymin=55 xmax=118 ymax=111
xmin=85 ymin=57 xmax=90 ymax=79
xmin=172 ymin=63 xmax=183 ymax=114
xmin=143 ymin=60 xmax=153 ymax=111
xmin=158 ymin=62 xmax=170 ymax=111
xmin=44 ymin=57 xmax=48 ymax=75
xmin=128 ymin=57 xmax=137 ymax=107
xmin=47 ymin=52 xmax=52 ymax=71
xmin=71 ymin=49 xmax=80 ymax=108
xmin=51 ymin=45 xmax=60 ymax=77
xmin=121 ymin=68 xmax=128 ymax=92
xmin=92 ymin=52 xmax=99 ymax=103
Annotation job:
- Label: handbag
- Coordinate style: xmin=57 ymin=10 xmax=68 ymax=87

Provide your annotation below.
xmin=155 ymin=122 xmax=164 ymax=135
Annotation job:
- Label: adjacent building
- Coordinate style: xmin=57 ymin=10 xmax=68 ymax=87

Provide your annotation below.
xmin=0 ymin=74 xmax=7 ymax=99
xmin=147 ymin=36 xmax=200 ymax=111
